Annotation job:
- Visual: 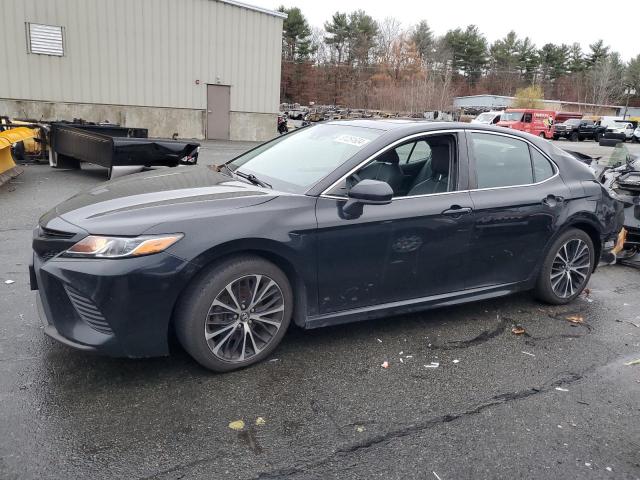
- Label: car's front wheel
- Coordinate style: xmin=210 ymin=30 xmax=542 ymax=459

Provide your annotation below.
xmin=175 ymin=255 xmax=293 ymax=372
xmin=534 ymin=229 xmax=594 ymax=304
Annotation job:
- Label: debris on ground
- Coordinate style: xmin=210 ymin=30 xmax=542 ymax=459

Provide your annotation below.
xmin=355 ymin=426 xmax=365 ymax=433
xmin=268 ymin=358 xmax=279 ymax=363
xmin=228 ymin=420 xmax=245 ymax=431
xmin=624 ymin=359 xmax=640 ymax=366
xmin=511 ymin=325 xmax=526 ymax=335
xmin=4 ymin=279 xmax=14 ymax=285
xmin=452 ymin=359 xmax=460 ymax=364
xmin=399 ymin=358 xmax=404 ymax=363
xmin=255 ymin=417 xmax=266 ymax=426
xmin=606 ymin=466 xmax=613 ymax=472
xmin=381 ymin=361 xmax=389 ymax=369
xmin=565 ymin=315 xmax=584 ymax=324
xmin=521 ymin=351 xmax=535 ymax=357
xmin=555 ymin=387 xmax=569 ymax=392
xmin=433 ymin=471 xmax=443 ymax=480
xmin=377 ymin=338 xmax=382 ymax=343
xmin=424 ymin=362 xmax=439 ymax=368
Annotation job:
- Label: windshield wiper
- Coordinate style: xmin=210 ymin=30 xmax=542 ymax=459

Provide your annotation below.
xmin=235 ymin=170 xmax=272 ymax=189
xmin=212 ymin=163 xmax=272 ymax=188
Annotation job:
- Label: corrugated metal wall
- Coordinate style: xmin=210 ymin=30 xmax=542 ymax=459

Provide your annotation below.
xmin=0 ymin=0 xmax=283 ymax=113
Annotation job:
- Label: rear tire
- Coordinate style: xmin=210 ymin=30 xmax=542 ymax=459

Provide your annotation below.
xmin=534 ymin=229 xmax=594 ymax=305
xmin=175 ymin=255 xmax=293 ymax=372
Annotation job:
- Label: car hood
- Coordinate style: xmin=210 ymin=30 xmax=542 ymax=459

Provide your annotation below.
xmin=40 ymin=166 xmax=278 ymax=236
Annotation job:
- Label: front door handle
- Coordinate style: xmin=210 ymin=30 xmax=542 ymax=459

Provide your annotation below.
xmin=442 ymin=205 xmax=473 ymax=217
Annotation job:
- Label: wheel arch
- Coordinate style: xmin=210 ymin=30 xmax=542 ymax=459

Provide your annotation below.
xmin=170 ymin=239 xmax=310 ymax=337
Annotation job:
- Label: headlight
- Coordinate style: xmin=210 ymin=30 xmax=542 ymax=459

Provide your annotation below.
xmin=64 ymin=234 xmax=183 ymax=258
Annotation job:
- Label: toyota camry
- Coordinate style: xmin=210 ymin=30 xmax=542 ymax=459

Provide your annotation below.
xmin=31 ymin=120 xmax=624 ymax=371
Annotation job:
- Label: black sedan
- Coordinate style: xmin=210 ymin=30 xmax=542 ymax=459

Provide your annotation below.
xmin=31 ymin=121 xmax=624 ymax=371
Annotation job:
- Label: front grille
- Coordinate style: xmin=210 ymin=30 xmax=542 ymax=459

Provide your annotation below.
xmin=33 ymin=225 xmax=80 ymax=261
xmin=64 ymin=286 xmax=113 ymax=334
xmin=40 ymin=226 xmax=75 ymax=239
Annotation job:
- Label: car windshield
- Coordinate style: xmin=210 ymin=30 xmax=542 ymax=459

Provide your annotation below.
xmin=475 ymin=113 xmax=495 ymax=122
xmin=501 ymin=112 xmax=523 ymax=122
xmin=613 ymin=121 xmax=630 ymax=128
xmin=565 ymin=119 xmax=582 ymax=125
xmin=227 ymin=124 xmax=384 ymax=193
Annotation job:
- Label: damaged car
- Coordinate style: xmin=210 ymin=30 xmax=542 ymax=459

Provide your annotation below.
xmin=592 ymin=145 xmax=640 ymax=260
xmin=31 ymin=121 xmax=624 ymax=371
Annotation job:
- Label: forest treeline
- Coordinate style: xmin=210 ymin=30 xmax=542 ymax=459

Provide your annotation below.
xmin=278 ymin=6 xmax=640 ymax=112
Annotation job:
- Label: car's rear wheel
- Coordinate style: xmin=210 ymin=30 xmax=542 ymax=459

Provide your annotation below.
xmin=175 ymin=255 xmax=292 ymax=372
xmin=534 ymin=229 xmax=594 ymax=304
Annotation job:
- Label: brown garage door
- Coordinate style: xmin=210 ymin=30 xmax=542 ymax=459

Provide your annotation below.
xmin=207 ymin=85 xmax=230 ymax=140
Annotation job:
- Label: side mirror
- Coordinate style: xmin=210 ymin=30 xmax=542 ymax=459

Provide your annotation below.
xmin=342 ymin=179 xmax=393 ymax=219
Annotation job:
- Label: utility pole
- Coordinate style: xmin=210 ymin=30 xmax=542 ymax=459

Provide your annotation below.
xmin=623 ymin=87 xmax=630 ymax=120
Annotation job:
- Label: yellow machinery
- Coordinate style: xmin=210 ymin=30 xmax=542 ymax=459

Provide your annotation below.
xmin=0 ymin=127 xmax=38 ymax=184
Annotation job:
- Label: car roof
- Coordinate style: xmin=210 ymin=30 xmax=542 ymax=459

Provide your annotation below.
xmin=322 ymin=119 xmax=540 ymax=140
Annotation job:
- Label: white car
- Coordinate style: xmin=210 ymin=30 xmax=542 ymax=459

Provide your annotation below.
xmin=471 ymin=111 xmax=503 ymax=125
xmin=633 ymin=126 xmax=640 ymax=143
xmin=605 ymin=121 xmax=635 ymax=141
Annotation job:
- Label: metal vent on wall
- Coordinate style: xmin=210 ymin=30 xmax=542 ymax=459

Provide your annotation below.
xmin=26 ymin=23 xmax=64 ymax=56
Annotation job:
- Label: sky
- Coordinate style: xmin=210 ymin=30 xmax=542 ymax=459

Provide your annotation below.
xmin=249 ymin=0 xmax=638 ymax=61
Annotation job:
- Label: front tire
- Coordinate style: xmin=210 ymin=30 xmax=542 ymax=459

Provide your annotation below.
xmin=175 ymin=255 xmax=293 ymax=372
xmin=534 ymin=229 xmax=594 ymax=304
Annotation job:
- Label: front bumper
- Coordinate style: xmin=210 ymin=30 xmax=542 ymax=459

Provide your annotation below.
xmin=32 ymin=245 xmax=197 ymax=358
xmin=604 ymin=132 xmax=626 ymax=141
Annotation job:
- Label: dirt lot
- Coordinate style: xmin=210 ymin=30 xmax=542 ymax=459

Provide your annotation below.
xmin=1 ymin=138 xmax=639 ymax=480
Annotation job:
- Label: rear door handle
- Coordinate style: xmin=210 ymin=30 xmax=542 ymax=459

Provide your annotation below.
xmin=442 ymin=205 xmax=473 ymax=217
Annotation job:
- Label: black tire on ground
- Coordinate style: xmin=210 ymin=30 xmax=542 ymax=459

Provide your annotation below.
xmin=539 ymin=132 xmax=546 ymax=138
xmin=553 ymin=135 xmax=559 ymax=140
xmin=570 ymin=132 xmax=579 ymax=142
xmin=594 ymin=132 xmax=601 ymax=142
xmin=578 ymin=136 xmax=585 ymax=141
xmin=175 ymin=255 xmax=293 ymax=372
xmin=12 ymin=141 xmax=26 ymax=161
xmin=599 ymin=137 xmax=622 ymax=147
xmin=534 ymin=228 xmax=595 ymax=305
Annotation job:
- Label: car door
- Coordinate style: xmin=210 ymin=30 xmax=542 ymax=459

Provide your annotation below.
xmin=314 ymin=131 xmax=474 ymax=315
xmin=465 ymin=131 xmax=570 ymax=288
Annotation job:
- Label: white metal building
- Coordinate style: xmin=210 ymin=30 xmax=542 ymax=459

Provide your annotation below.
xmin=0 ymin=0 xmax=285 ymax=140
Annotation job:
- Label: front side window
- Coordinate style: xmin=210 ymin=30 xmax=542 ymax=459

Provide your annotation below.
xmin=523 ymin=113 xmax=533 ymax=123
xmin=228 ymin=124 xmax=383 ymax=193
xmin=471 ymin=133 xmax=534 ymax=188
xmin=336 ymin=135 xmax=455 ymax=198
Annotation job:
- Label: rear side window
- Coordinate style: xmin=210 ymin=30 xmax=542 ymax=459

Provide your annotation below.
xmin=470 ymin=133 xmax=534 ymax=188
xmin=530 ymin=147 xmax=555 ymax=182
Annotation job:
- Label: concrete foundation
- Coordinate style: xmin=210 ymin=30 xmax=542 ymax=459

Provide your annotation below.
xmin=229 ymin=111 xmax=277 ymax=141
xmin=0 ymin=99 xmax=277 ymax=141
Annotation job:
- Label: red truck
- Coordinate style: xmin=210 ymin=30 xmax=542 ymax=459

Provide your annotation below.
xmin=497 ymin=109 xmax=582 ymax=139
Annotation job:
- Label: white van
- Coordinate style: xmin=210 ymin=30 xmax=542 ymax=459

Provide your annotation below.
xmin=471 ymin=111 xmax=503 ymax=125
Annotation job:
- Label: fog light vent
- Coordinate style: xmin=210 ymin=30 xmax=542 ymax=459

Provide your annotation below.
xmin=64 ymin=286 xmax=113 ymax=335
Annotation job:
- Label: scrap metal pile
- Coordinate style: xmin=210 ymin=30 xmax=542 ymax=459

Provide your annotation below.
xmin=0 ymin=117 xmax=199 ymax=181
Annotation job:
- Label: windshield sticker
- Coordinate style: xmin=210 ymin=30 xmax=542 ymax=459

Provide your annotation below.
xmin=334 ymin=134 xmax=371 ymax=147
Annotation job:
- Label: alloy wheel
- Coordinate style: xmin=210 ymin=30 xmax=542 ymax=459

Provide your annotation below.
xmin=550 ymin=239 xmax=591 ymax=298
xmin=205 ymin=274 xmax=284 ymax=362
